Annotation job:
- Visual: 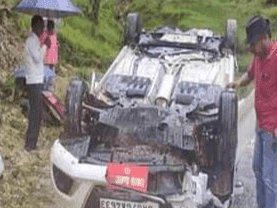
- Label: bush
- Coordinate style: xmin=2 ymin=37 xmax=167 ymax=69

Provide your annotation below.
xmin=58 ymin=0 xmax=122 ymax=70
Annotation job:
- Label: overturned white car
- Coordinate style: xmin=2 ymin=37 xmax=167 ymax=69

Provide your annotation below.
xmin=50 ymin=13 xmax=239 ymax=208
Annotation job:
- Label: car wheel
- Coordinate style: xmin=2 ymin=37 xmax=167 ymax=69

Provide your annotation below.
xmin=64 ymin=78 xmax=86 ymax=137
xmin=225 ymin=19 xmax=237 ymax=53
xmin=212 ymin=90 xmax=238 ymax=201
xmin=124 ymin=13 xmax=142 ymax=45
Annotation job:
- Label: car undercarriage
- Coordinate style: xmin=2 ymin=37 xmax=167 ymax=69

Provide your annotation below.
xmin=50 ymin=13 xmax=239 ymax=208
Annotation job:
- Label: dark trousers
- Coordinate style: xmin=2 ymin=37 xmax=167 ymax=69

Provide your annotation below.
xmin=25 ymin=84 xmax=43 ymax=150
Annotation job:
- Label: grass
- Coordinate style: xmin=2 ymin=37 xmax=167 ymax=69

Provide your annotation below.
xmin=0 ymin=75 xmax=68 ymax=207
xmin=56 ymin=0 xmax=269 ymax=79
xmin=57 ymin=0 xmax=122 ymax=69
xmin=7 ymin=0 xmax=271 ymax=76
xmin=0 ymin=102 xmax=64 ymax=208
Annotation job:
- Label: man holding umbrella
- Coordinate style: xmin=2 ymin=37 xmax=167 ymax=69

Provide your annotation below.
xmin=24 ymin=14 xmax=50 ymax=151
xmin=13 ymin=0 xmax=82 ymax=95
xmin=12 ymin=0 xmax=82 ymax=151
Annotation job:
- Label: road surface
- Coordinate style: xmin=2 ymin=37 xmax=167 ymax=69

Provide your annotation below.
xmin=231 ymin=104 xmax=258 ymax=208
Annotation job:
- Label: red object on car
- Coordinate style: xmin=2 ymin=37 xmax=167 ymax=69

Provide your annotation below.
xmin=105 ymin=163 xmax=149 ymax=193
xmin=42 ymin=91 xmax=65 ymax=121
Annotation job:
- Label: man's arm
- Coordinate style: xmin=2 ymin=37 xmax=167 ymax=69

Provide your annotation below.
xmin=27 ymin=37 xmax=44 ymax=65
xmin=227 ymin=55 xmax=255 ymax=89
xmin=227 ymin=62 xmax=254 ymax=89
xmin=42 ymin=44 xmax=47 ymax=57
xmin=235 ymin=72 xmax=253 ymax=88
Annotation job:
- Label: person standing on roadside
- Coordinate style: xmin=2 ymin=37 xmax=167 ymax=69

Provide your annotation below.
xmin=24 ymin=15 xmax=50 ymax=151
xmin=227 ymin=15 xmax=277 ymax=208
xmin=39 ymin=19 xmax=59 ymax=92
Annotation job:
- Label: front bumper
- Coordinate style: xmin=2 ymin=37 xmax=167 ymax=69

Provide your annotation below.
xmin=51 ymin=139 xmax=107 ymax=184
xmin=50 ymin=140 xmax=107 ymax=208
xmin=50 ymin=139 xmax=233 ymax=208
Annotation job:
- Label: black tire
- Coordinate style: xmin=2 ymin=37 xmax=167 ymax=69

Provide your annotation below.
xmin=124 ymin=13 xmax=142 ymax=45
xmin=64 ymin=78 xmax=86 ymax=136
xmin=212 ymin=90 xmax=238 ymax=200
xmin=225 ymin=19 xmax=237 ymax=53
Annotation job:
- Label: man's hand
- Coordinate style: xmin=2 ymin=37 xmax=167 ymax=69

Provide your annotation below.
xmin=226 ymin=72 xmax=252 ymax=90
xmin=226 ymin=82 xmax=238 ymax=89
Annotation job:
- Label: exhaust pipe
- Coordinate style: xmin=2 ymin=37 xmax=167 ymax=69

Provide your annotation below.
xmin=155 ymin=74 xmax=175 ymax=107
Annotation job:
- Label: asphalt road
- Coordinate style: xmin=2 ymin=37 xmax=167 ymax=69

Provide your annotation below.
xmin=231 ymin=106 xmax=258 ymax=208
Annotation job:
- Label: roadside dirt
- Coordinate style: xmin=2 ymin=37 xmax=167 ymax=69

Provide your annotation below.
xmin=0 ymin=5 xmax=96 ymax=206
xmin=0 ymin=102 xmax=64 ymax=208
xmin=0 ymin=62 xmax=80 ymax=208
xmin=0 ymin=0 xmax=26 ymax=82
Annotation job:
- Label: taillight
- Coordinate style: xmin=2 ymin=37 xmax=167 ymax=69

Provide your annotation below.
xmin=52 ymin=164 xmax=79 ymax=196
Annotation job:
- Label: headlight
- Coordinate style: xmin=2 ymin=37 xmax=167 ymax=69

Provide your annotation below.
xmin=52 ymin=164 xmax=79 ymax=196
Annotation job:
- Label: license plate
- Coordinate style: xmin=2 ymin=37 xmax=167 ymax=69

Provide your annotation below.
xmin=106 ymin=163 xmax=149 ymax=193
xmin=100 ymin=198 xmax=159 ymax=208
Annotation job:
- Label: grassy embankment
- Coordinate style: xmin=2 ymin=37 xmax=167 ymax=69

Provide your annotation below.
xmin=1 ymin=0 xmax=277 ymax=207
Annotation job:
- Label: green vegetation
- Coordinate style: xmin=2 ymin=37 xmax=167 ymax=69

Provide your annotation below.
xmin=58 ymin=0 xmax=276 ymax=80
xmin=55 ymin=0 xmax=275 ymax=97
xmin=58 ymin=0 xmax=123 ymax=70
xmin=0 ymin=102 xmax=64 ymax=208
xmin=8 ymin=0 xmax=277 ymax=80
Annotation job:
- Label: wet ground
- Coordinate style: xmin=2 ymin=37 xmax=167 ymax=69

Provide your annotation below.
xmin=231 ymin=107 xmax=258 ymax=208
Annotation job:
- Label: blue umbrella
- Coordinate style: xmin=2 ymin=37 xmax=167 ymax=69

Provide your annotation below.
xmin=12 ymin=0 xmax=82 ymax=18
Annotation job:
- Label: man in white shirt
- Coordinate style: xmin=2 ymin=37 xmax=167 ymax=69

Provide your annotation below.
xmin=24 ymin=15 xmax=50 ymax=151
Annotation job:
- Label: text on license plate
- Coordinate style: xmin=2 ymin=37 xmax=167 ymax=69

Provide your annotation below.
xmin=100 ymin=198 xmax=159 ymax=208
